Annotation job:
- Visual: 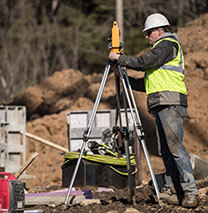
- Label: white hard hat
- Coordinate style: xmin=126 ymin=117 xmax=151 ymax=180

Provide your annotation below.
xmin=143 ymin=13 xmax=170 ymax=32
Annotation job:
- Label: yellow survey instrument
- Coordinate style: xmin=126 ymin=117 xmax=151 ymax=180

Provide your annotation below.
xmin=110 ymin=21 xmax=123 ymax=54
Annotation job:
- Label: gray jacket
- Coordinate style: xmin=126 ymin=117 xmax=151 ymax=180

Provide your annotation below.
xmin=118 ymin=33 xmax=187 ymax=112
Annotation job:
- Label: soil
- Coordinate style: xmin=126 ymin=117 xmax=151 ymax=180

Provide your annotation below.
xmin=11 ymin=14 xmax=208 ymax=212
xmin=25 ymin=179 xmax=208 ymax=213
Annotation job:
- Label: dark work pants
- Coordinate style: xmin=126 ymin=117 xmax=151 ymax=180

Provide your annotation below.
xmin=155 ymin=105 xmax=198 ymax=195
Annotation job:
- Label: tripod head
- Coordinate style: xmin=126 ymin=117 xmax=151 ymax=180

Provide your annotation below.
xmin=108 ymin=21 xmax=123 ymax=54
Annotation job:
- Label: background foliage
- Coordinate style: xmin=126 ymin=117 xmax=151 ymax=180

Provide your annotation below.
xmin=0 ymin=0 xmax=207 ymax=102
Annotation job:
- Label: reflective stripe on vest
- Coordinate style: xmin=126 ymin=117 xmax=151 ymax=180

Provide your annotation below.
xmin=155 ymin=38 xmax=184 ymax=74
xmin=144 ymin=38 xmax=187 ymax=96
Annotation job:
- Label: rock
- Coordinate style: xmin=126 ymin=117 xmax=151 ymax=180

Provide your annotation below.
xmin=80 ymin=199 xmax=101 ymax=206
xmin=190 ymin=153 xmax=208 ymax=180
xmin=124 ymin=207 xmax=141 ymax=213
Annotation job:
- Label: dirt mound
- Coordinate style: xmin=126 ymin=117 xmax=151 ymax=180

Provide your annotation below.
xmin=12 ymin=14 xmax=208 ymax=201
xmin=177 ymin=14 xmax=208 ymax=160
xmin=12 ymin=69 xmax=90 ymax=118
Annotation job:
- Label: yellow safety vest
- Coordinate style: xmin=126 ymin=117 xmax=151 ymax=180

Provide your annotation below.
xmin=144 ymin=38 xmax=187 ymax=96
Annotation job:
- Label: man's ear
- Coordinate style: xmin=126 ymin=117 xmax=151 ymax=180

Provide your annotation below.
xmin=158 ymin=28 xmax=164 ymax=36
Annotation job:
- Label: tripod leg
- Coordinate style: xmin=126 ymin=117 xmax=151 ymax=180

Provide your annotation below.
xmin=122 ymin=67 xmax=143 ymax=184
xmin=123 ymin=137 xmax=135 ymax=202
xmin=118 ymin=65 xmax=161 ymax=205
xmin=114 ymin=72 xmax=122 ymax=127
xmin=64 ymin=62 xmax=111 ymax=209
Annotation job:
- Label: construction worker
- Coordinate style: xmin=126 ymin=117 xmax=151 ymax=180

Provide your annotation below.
xmin=109 ymin=13 xmax=199 ymax=208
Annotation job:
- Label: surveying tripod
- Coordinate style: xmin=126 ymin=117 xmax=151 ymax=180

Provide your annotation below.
xmin=64 ymin=21 xmax=161 ymax=209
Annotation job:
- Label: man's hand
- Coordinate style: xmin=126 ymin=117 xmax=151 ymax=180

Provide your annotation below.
xmin=109 ymin=52 xmax=120 ymax=61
